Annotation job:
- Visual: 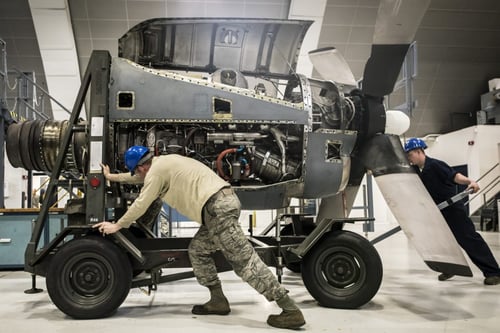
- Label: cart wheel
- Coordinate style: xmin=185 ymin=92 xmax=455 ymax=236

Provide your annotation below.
xmin=280 ymin=221 xmax=316 ymax=272
xmin=46 ymin=236 xmax=132 ymax=319
xmin=301 ymin=230 xmax=382 ymax=309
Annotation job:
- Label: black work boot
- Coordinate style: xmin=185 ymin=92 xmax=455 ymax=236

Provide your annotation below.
xmin=484 ymin=275 xmax=500 ymax=285
xmin=267 ymin=294 xmax=305 ymax=329
xmin=192 ymin=283 xmax=231 ymax=315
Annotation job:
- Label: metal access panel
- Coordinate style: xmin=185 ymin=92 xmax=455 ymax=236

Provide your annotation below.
xmin=303 ymin=129 xmax=357 ymax=198
xmin=108 ymin=58 xmax=310 ymax=124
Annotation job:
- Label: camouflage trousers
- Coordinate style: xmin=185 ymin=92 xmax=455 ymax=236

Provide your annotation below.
xmin=188 ymin=187 xmax=287 ymax=302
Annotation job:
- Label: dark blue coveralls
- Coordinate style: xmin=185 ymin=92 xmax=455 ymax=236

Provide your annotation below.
xmin=413 ymin=156 xmax=500 ymax=278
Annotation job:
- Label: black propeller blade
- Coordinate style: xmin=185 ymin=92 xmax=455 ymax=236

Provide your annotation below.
xmin=362 ymin=0 xmax=430 ymax=98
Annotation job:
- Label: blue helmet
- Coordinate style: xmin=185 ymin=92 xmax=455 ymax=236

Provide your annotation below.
xmin=404 ymin=138 xmax=427 ymax=152
xmin=124 ymin=146 xmax=151 ymax=175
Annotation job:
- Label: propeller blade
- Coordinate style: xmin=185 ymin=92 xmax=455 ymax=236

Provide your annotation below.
xmin=360 ymin=134 xmax=472 ymax=276
xmin=308 ymin=47 xmax=357 ymax=87
xmin=373 ymin=0 xmax=431 ymax=45
xmin=362 ymin=0 xmax=430 ymax=97
xmin=375 ymin=172 xmax=472 ymax=276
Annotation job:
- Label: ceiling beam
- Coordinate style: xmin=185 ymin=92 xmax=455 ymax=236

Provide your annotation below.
xmin=28 ymin=0 xmax=82 ymax=120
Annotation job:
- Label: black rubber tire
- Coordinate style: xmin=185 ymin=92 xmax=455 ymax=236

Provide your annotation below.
xmin=280 ymin=221 xmax=316 ymax=273
xmin=301 ymin=230 xmax=382 ymax=309
xmin=46 ymin=236 xmax=133 ymax=319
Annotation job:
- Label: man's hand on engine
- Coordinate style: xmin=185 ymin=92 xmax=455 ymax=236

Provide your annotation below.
xmin=93 ymin=221 xmax=122 ymax=235
xmin=100 ymin=163 xmax=111 ymax=180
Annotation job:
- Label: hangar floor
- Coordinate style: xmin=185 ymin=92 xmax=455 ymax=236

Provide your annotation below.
xmin=1 ymin=226 xmax=499 ymax=333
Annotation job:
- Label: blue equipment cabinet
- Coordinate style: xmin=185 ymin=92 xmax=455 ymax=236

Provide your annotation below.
xmin=0 ymin=208 xmax=67 ymax=269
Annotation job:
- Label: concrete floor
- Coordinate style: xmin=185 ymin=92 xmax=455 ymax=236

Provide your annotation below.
xmin=1 ymin=226 xmax=500 ymax=333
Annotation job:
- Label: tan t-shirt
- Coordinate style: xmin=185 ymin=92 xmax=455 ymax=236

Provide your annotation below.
xmin=117 ymin=154 xmax=229 ymax=228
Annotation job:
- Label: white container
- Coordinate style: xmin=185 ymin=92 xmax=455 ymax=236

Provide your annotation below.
xmin=488 ymin=78 xmax=500 ymax=91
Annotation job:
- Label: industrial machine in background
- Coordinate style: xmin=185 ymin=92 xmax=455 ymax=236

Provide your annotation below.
xmin=4 ymin=0 xmax=474 ymax=319
xmin=477 ymin=79 xmax=500 ymax=125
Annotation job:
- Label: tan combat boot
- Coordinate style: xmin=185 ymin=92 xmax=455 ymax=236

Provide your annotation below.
xmin=191 ymin=283 xmax=231 ymax=315
xmin=267 ymin=309 xmax=306 ymax=329
xmin=267 ymin=294 xmax=305 ymax=329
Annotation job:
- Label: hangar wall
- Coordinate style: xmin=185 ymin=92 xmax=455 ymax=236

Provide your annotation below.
xmin=425 ymin=125 xmax=500 ymax=214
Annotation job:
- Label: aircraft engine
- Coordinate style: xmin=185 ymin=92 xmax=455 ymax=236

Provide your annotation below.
xmin=6 ymin=119 xmax=303 ymax=185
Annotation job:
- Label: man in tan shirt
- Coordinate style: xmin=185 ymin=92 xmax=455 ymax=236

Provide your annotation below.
xmin=93 ymin=146 xmax=305 ymax=329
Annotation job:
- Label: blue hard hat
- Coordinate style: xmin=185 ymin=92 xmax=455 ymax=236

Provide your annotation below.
xmin=125 ymin=146 xmax=151 ymax=175
xmin=404 ymin=138 xmax=427 ymax=152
